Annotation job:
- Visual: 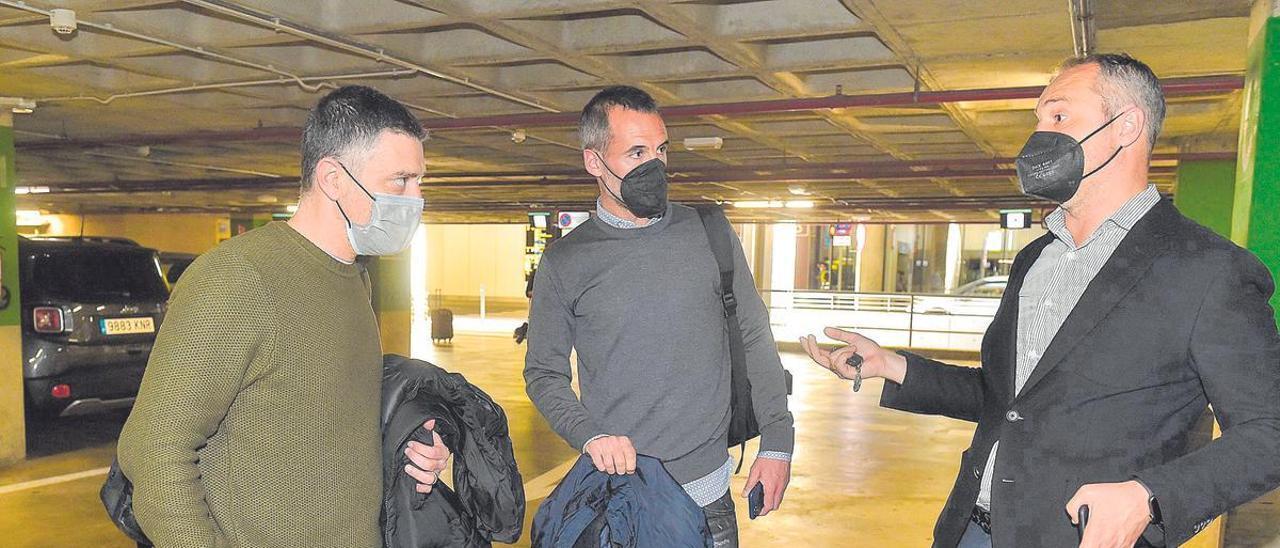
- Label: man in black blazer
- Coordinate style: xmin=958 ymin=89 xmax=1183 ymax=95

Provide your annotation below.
xmin=803 ymin=53 xmax=1280 ymax=547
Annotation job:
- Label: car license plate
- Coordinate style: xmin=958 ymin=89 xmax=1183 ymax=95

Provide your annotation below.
xmin=100 ymin=317 xmax=155 ymax=335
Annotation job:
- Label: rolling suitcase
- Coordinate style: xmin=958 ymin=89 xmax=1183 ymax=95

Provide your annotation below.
xmin=431 ymin=308 xmax=454 ymax=344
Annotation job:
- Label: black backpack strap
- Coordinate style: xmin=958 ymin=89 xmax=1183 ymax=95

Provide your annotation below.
xmin=695 ymin=206 xmax=754 ymax=473
xmin=695 ymin=206 xmax=739 ymax=318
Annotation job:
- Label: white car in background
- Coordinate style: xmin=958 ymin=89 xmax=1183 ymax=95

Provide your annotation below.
xmin=916 ymin=276 xmax=1008 ymax=317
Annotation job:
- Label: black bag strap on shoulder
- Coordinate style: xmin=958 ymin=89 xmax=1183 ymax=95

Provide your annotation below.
xmin=694 ymin=205 xmax=759 ymax=473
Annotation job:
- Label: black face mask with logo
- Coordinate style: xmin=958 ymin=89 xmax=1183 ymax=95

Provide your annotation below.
xmin=1015 ymin=112 xmax=1126 ymax=204
xmin=593 ymin=152 xmax=669 ymax=219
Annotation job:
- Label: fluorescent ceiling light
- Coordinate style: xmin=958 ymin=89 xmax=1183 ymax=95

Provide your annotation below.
xmin=733 ymin=200 xmax=814 ymax=209
xmin=16 ymin=210 xmax=46 ymax=227
xmin=683 ymin=137 xmax=724 ymax=151
xmin=733 ymin=200 xmax=782 ymax=209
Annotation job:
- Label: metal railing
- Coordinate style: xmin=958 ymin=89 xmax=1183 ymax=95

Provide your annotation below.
xmin=763 ymin=289 xmax=1001 ymax=352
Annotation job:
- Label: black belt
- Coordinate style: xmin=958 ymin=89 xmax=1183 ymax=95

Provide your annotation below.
xmin=970 ymin=506 xmax=992 ymax=535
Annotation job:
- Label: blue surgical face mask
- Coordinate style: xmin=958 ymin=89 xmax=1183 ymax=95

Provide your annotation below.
xmin=335 ymin=161 xmax=423 ymax=256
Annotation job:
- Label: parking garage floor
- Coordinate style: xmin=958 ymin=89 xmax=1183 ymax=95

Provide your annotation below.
xmin=1 ymin=333 xmax=1277 ymax=547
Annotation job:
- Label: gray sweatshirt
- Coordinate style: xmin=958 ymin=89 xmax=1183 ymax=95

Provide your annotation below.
xmin=523 ymin=203 xmax=795 ymax=483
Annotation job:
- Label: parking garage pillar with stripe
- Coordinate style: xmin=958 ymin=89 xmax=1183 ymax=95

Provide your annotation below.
xmin=1236 ymin=0 xmax=1280 ymax=327
xmin=0 ymin=113 xmax=26 ymax=465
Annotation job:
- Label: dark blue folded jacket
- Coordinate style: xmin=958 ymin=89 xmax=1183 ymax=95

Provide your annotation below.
xmin=531 ymin=455 xmax=713 ymax=548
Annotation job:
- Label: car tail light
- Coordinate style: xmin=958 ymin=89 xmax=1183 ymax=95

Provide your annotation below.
xmin=33 ymin=307 xmax=64 ymax=334
xmin=51 ymin=384 xmax=72 ymax=399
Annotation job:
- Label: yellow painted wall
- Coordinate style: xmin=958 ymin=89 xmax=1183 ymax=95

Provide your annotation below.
xmin=37 ymin=213 xmax=226 ymax=255
xmin=424 ymin=224 xmax=527 ymax=300
xmin=0 ymin=325 xmax=23 ymax=465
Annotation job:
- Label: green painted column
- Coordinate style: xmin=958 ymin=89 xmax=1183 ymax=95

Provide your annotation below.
xmin=1176 ymin=159 xmax=1237 ymax=239
xmin=1235 ymin=2 xmax=1280 ymax=327
xmin=0 ymin=113 xmax=27 ymax=465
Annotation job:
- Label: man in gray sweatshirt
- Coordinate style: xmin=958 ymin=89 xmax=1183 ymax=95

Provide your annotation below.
xmin=523 ymin=86 xmax=795 ymax=547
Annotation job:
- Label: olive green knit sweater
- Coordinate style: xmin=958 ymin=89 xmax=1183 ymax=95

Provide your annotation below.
xmin=118 ymin=222 xmax=383 ymax=548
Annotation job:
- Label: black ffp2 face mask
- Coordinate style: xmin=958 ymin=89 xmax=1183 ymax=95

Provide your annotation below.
xmin=593 ymin=152 xmax=669 ymax=219
xmin=1015 ymin=112 xmax=1126 ymax=204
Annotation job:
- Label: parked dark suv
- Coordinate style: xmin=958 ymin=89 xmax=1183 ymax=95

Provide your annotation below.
xmin=18 ymin=236 xmax=169 ymax=418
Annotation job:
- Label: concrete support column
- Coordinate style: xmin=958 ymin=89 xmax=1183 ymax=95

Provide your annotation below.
xmin=0 ymin=111 xmax=27 ymax=465
xmin=1234 ymin=0 xmax=1280 ymax=326
xmin=1175 ymin=159 xmax=1237 ymax=239
xmin=369 ymin=250 xmax=413 ymax=357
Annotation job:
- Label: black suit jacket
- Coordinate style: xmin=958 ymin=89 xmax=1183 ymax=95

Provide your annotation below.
xmin=881 ymin=199 xmax=1280 ymax=547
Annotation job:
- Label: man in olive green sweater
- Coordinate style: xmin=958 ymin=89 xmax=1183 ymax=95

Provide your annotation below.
xmin=118 ymin=86 xmax=450 ymax=548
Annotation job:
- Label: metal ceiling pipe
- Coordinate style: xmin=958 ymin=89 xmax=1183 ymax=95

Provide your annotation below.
xmin=0 ymin=0 xmax=333 ymax=93
xmin=15 ymin=149 xmax=1223 ymax=190
xmin=16 ymin=71 xmax=1243 ymax=150
xmin=26 ymin=165 xmax=1179 ymax=195
xmin=414 ymin=195 xmax=1063 ymax=212
xmin=1068 ymin=0 xmax=1098 ymax=57
xmin=417 ymin=75 xmax=1245 ymax=130
xmin=16 ymin=77 xmax=1244 ymax=152
xmin=41 ymin=69 xmax=417 ymax=105
xmin=181 ymin=0 xmax=556 ymax=113
xmin=82 ymin=151 xmax=284 ymax=178
xmin=391 ymin=151 xmax=1233 ymax=181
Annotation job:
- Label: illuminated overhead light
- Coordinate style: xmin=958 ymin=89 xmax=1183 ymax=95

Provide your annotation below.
xmin=683 ymin=137 xmax=724 ymax=151
xmin=785 ymin=200 xmax=815 ymax=209
xmin=16 ymin=210 xmax=46 ymax=227
xmin=787 ymin=185 xmax=809 ymax=196
xmin=49 ymin=8 xmax=77 ymax=35
xmin=15 ymin=186 xmax=50 ymax=195
xmin=1 ymin=97 xmax=36 ymax=114
xmin=733 ymin=200 xmax=784 ymax=209
xmin=257 ymin=194 xmax=279 ymax=204
xmin=511 ymin=129 xmax=527 ymax=144
xmin=286 ymin=204 xmax=298 ymax=214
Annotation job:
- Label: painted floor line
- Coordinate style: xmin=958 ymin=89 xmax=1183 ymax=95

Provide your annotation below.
xmin=0 ymin=455 xmax=576 ymax=501
xmin=0 ymin=467 xmax=110 ymax=496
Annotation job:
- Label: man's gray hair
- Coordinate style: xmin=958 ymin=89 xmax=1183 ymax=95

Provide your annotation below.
xmin=578 ymin=86 xmax=660 ymax=151
xmin=1060 ymin=53 xmax=1165 ymax=151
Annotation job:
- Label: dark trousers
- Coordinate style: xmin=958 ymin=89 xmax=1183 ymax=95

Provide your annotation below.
xmin=958 ymin=518 xmax=992 ymax=548
xmin=702 ymin=491 xmax=739 ymax=548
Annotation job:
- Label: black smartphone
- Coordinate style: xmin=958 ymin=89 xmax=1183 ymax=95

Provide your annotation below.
xmin=748 ymin=482 xmax=765 ymax=520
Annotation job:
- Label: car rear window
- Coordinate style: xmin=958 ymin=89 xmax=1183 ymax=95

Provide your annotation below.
xmin=28 ymin=248 xmax=169 ymax=302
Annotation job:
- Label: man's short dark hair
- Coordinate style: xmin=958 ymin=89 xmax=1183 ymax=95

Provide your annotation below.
xmin=300 ymin=85 xmax=426 ymax=192
xmin=579 ymin=86 xmax=659 ymax=151
xmin=1060 ymin=53 xmax=1165 ymax=151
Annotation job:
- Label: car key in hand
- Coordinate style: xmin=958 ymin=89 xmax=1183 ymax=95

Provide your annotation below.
xmin=846 ymin=353 xmax=864 ymax=392
xmin=1077 ymin=504 xmax=1090 ymax=543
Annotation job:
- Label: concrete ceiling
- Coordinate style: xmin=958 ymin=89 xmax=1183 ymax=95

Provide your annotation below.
xmin=0 ymin=0 xmax=1252 ymax=223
